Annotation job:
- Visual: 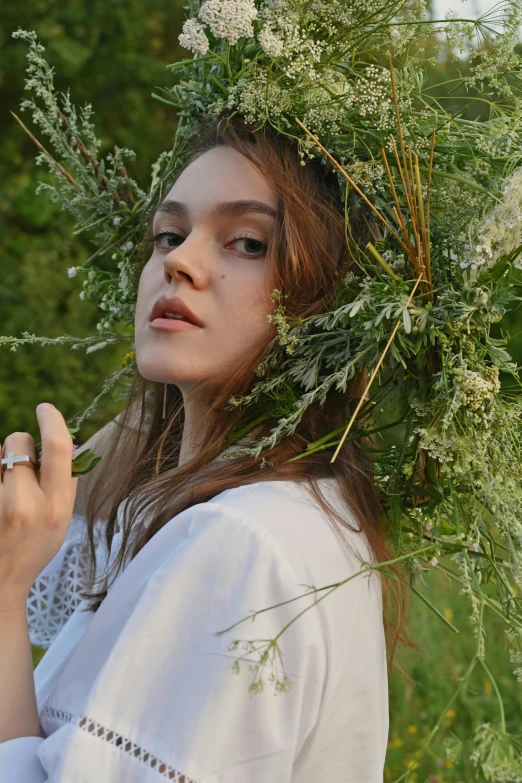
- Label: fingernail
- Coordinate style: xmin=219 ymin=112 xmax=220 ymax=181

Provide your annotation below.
xmin=37 ymin=403 xmax=53 ymax=411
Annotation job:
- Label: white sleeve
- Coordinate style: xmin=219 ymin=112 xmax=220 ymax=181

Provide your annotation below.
xmin=0 ymin=738 xmax=46 ymax=783
xmin=26 ymin=513 xmax=106 ymax=650
xmin=4 ymin=504 xmax=328 ymax=782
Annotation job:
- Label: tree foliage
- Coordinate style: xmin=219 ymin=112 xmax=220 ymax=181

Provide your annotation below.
xmin=0 ymin=0 xmax=186 ymax=439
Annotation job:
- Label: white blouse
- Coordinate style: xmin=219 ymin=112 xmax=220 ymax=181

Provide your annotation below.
xmin=0 ymin=478 xmax=388 ymax=782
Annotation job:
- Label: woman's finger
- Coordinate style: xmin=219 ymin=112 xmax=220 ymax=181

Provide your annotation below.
xmin=35 ymin=404 xmax=76 ymax=504
xmin=0 ymin=433 xmax=38 ymax=493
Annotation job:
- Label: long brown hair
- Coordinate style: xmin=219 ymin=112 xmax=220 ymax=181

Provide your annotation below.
xmin=81 ymin=115 xmax=417 ymax=673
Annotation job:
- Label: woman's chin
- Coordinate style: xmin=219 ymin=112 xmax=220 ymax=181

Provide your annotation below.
xmin=136 ymin=360 xmax=203 ymax=389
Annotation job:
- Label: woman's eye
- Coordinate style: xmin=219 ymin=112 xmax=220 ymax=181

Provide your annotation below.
xmin=152 ymin=231 xmax=184 ymax=250
xmin=151 ymin=231 xmax=266 ymax=257
xmin=232 ymin=236 xmax=267 ymax=256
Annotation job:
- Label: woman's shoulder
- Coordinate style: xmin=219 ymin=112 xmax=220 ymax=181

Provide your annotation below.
xmin=202 ymin=478 xmax=377 ymax=596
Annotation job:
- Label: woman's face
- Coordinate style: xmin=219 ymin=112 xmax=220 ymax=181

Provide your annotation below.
xmin=134 ymin=145 xmax=278 ymax=395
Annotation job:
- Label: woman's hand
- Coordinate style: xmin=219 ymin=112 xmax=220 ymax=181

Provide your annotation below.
xmin=0 ymin=403 xmax=78 ymax=614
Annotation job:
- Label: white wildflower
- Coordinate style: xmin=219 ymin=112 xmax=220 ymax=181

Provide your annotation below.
xmin=79 ymin=291 xmax=86 ymax=300
xmin=258 ymin=26 xmax=284 ymax=57
xmin=429 ymin=557 xmax=438 ymax=567
xmin=112 ymin=215 xmax=123 ymax=226
xmin=178 ymin=17 xmax=210 ymax=54
xmin=458 ymin=367 xmax=500 ymax=411
xmin=508 ymin=647 xmax=522 ymax=682
xmin=303 ymin=92 xmax=343 ymax=134
xmin=67 ymin=266 xmax=78 ymax=278
xmin=256 ymin=1 xmax=323 ymax=80
xmin=352 ymin=65 xmax=393 ymax=127
xmin=345 ymin=159 xmax=385 ymax=194
xmin=358 ymin=276 xmax=372 ymax=291
xmin=444 ymin=10 xmax=475 ymax=59
xmin=470 ymin=722 xmax=522 ymax=782
xmin=462 ymin=165 xmax=522 ymax=270
xmin=226 ymin=69 xmax=292 ymax=123
xmin=199 ymin=0 xmax=257 ymax=45
xmin=120 ymin=240 xmax=134 ymax=251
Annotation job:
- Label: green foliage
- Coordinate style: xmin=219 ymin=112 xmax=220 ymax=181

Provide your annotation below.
xmin=0 ymin=0 xmax=186 ymax=440
xmin=386 ymin=562 xmax=522 ymax=782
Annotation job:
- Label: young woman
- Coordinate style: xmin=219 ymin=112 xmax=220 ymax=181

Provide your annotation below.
xmin=0 ymin=118 xmax=410 ymax=782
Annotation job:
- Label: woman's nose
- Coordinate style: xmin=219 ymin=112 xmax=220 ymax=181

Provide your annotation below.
xmin=163 ymin=236 xmax=210 ymax=288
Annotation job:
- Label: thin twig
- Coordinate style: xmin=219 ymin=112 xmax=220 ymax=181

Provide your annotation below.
xmin=381 ymin=148 xmax=417 ymax=268
xmin=407 ymin=143 xmax=422 ymax=252
xmin=387 ymin=52 xmax=415 ymax=214
xmin=10 ymin=111 xmax=82 ymax=190
xmin=331 ymin=272 xmax=425 ymax=463
xmin=390 ymin=135 xmax=414 ymax=221
xmin=294 ymin=117 xmax=411 ymax=255
xmin=426 ymin=128 xmax=436 ymax=237
xmin=414 ymin=153 xmax=431 ymax=295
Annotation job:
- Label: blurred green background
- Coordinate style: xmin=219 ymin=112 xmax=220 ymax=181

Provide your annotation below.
xmin=2 ymin=2 xmax=522 ymax=781
xmin=0 ymin=0 xmax=186 ymax=441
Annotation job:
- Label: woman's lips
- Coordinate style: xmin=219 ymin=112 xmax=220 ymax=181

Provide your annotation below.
xmin=149 ymin=317 xmax=203 ymax=331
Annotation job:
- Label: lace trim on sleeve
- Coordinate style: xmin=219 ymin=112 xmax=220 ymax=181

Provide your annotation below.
xmin=40 ymin=706 xmax=197 ymax=782
xmin=27 ymin=514 xmax=107 ymax=650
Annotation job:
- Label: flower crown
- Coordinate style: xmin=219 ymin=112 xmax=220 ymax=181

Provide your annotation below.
xmin=5 ymin=1 xmax=522 ymax=775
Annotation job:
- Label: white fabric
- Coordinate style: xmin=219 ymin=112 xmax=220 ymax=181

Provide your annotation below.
xmin=1 ymin=478 xmax=389 ymax=782
xmin=26 ymin=512 xmax=107 ymax=650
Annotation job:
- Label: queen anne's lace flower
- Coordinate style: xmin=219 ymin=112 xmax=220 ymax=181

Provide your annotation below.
xmin=258 ymin=26 xmax=284 ymax=57
xmin=257 ymin=0 xmax=323 ymax=80
xmin=178 ymin=18 xmax=210 ymax=55
xmin=462 ymin=166 xmax=522 ymax=271
xmin=509 ymin=646 xmax=522 ymax=682
xmin=199 ymin=0 xmax=258 ymax=45
xmin=226 ymin=69 xmax=292 ymax=123
xmin=458 ymin=367 xmax=500 ymax=412
xmin=470 ymin=723 xmax=522 ymax=782
xmin=345 ymin=160 xmax=386 ymax=194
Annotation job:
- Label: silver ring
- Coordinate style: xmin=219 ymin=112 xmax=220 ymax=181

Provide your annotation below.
xmin=1 ymin=452 xmax=38 ymax=471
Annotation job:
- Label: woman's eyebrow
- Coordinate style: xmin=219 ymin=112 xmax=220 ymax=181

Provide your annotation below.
xmin=152 ymin=199 xmax=277 ymax=221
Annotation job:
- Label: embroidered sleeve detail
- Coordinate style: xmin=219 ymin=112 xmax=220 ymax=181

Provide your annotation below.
xmin=40 ymin=706 xmax=197 ymax=782
xmin=27 ymin=514 xmax=107 ymax=650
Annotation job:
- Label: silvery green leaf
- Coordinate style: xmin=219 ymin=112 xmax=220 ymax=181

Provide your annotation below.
xmin=402 ymin=306 xmax=412 ymax=334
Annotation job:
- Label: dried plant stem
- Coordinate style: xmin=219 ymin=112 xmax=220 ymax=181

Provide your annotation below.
xmin=415 ymin=153 xmax=432 ymax=294
xmin=294 ymin=117 xmax=411 ymax=256
xmin=426 ymin=128 xmax=436 ymax=237
xmin=386 ymin=52 xmax=435 ymax=301
xmin=382 ymin=148 xmax=417 ymax=267
xmin=387 ymin=52 xmax=415 ymax=211
xmin=330 ymin=272 xmax=426 ymax=464
xmin=408 ymin=144 xmax=423 ymax=256
xmin=390 ymin=136 xmax=416 ymax=233
xmin=10 ymin=111 xmax=82 ymax=191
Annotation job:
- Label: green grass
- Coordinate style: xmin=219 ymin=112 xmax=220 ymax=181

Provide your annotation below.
xmin=386 ymin=560 xmax=522 ymax=782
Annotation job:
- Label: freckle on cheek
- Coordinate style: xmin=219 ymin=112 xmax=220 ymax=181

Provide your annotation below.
xmin=220 ymin=274 xmax=226 ymax=279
